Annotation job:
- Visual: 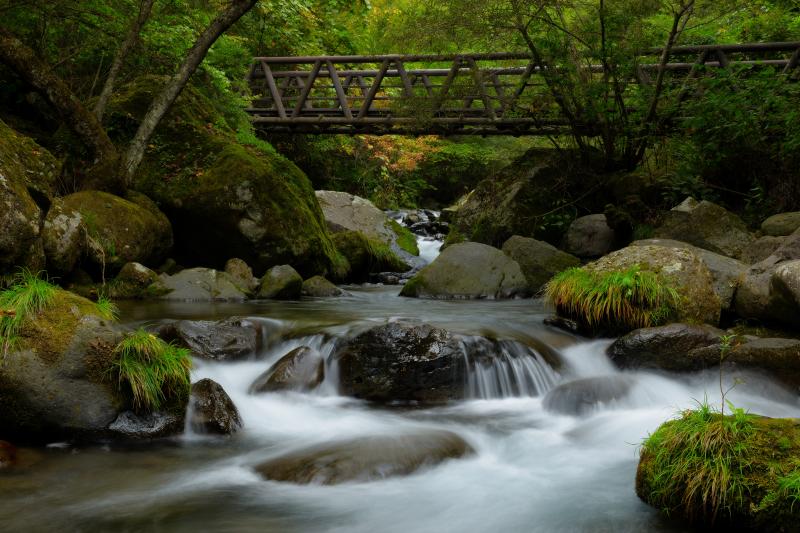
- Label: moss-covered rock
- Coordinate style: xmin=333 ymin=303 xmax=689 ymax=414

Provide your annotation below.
xmin=42 ymin=190 xmax=172 ymax=275
xmin=301 ymin=275 xmax=343 ymax=297
xmin=637 ymin=412 xmax=800 ymax=531
xmin=332 ymin=230 xmax=410 ymax=281
xmin=0 ymin=289 xmax=126 ymax=441
xmin=501 ymin=235 xmax=580 ymax=293
xmin=258 ymin=265 xmax=303 ymax=299
xmin=0 ymin=119 xmax=58 ymax=273
xmin=151 ymin=267 xmax=248 ymax=301
xmin=762 ymin=212 xmax=800 ymax=237
xmin=108 ymin=77 xmax=343 ymax=278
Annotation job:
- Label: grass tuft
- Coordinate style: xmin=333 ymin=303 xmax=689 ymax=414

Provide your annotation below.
xmin=388 ymin=219 xmax=420 ymax=256
xmin=0 ymin=270 xmax=58 ymax=360
xmin=94 ymin=295 xmax=120 ymax=321
xmin=544 ymin=265 xmax=680 ymax=335
xmin=111 ymin=329 xmax=192 ymax=412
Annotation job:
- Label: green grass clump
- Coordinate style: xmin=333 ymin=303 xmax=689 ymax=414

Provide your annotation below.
xmin=111 ymin=329 xmax=192 ymax=412
xmin=544 ymin=265 xmax=680 ymax=335
xmin=94 ymin=295 xmax=120 ymax=321
xmin=638 ymin=400 xmax=755 ymax=524
xmin=0 ymin=270 xmax=58 ymax=359
xmin=388 ymin=219 xmax=420 ymax=256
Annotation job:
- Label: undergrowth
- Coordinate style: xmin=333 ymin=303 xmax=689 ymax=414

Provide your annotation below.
xmin=111 ymin=329 xmax=192 ymax=412
xmin=544 ymin=265 xmax=680 ymax=335
xmin=0 ymin=270 xmax=58 ymax=360
xmin=388 ymin=219 xmax=420 ymax=256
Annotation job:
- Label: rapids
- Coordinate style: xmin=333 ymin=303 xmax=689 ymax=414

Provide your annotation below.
xmin=2 ymin=280 xmax=799 ymax=531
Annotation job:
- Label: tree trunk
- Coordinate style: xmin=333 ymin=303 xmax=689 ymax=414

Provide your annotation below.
xmin=94 ymin=0 xmax=155 ymax=122
xmin=120 ymin=0 xmax=258 ymax=186
xmin=0 ymin=27 xmax=121 ymax=191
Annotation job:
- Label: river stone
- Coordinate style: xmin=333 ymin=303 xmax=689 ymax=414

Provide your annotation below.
xmin=607 ymin=323 xmax=726 ymax=371
xmin=543 ymin=376 xmax=635 ymax=415
xmin=117 ymin=262 xmax=159 ymax=287
xmin=302 ymin=275 xmax=343 ymax=297
xmin=155 ymin=317 xmax=261 ymax=361
xmin=0 ymin=290 xmax=126 ymax=441
xmin=401 ymin=242 xmax=529 ymax=299
xmin=188 ymin=379 xmax=242 ymax=435
xmin=255 ymin=430 xmax=474 ymax=485
xmin=108 ymin=411 xmax=184 ymax=439
xmin=224 ymin=258 xmax=258 ymax=294
xmin=258 ymin=265 xmax=302 ymax=299
xmin=564 ymin=214 xmax=616 ymax=259
xmin=502 ymin=235 xmax=580 ymax=293
xmin=315 ymin=190 xmax=396 ymax=244
xmin=249 ymin=346 xmax=324 ymax=393
xmin=735 ymin=255 xmax=800 ymax=328
xmin=762 ymin=212 xmax=800 ymax=237
xmin=632 ymin=239 xmax=746 ymax=311
xmin=585 ymin=245 xmax=721 ymax=325
xmin=653 ymin=197 xmax=754 ymax=259
xmin=152 ymin=268 xmax=248 ymax=301
xmin=336 ymin=322 xmax=466 ymax=403
xmin=741 ymin=236 xmax=785 ymax=264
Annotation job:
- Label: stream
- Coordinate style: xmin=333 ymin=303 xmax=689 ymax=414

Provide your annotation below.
xmin=2 ymin=236 xmax=800 ymax=532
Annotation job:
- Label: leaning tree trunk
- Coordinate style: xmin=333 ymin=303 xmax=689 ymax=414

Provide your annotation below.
xmin=94 ymin=0 xmax=156 ymax=122
xmin=121 ymin=0 xmax=258 ymax=186
xmin=0 ymin=27 xmax=121 ymax=192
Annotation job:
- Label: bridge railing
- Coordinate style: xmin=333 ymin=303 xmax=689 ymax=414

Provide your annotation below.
xmin=246 ymin=42 xmax=800 ymax=135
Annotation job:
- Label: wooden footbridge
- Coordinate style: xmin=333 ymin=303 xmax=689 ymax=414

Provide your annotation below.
xmin=246 ymin=42 xmax=800 ymax=136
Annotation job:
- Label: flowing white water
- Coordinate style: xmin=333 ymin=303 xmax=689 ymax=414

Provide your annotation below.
xmin=2 ymin=287 xmax=798 ymax=533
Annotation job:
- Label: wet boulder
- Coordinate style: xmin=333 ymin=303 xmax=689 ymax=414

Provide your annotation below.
xmin=543 ymin=376 xmax=635 ymax=415
xmin=108 ymin=411 xmax=184 ymax=439
xmin=735 ymin=255 xmax=800 ymax=329
xmin=564 ymin=214 xmax=616 ymax=259
xmin=0 ymin=290 xmax=126 ymax=441
xmin=224 ymin=258 xmax=258 ymax=294
xmin=249 ymin=346 xmax=325 ymax=393
xmin=151 ymin=268 xmax=248 ymax=301
xmin=331 ymin=230 xmax=411 ymax=281
xmin=335 ymin=322 xmax=466 ymax=403
xmin=401 ymin=242 xmax=529 ymax=299
xmin=653 ymin=197 xmax=754 ymax=259
xmin=255 ymin=430 xmax=473 ymax=485
xmin=761 ymin=212 xmax=800 ymax=237
xmin=607 ymin=323 xmax=725 ymax=371
xmin=155 ymin=317 xmax=261 ymax=361
xmin=188 ymin=379 xmax=242 ymax=435
xmin=501 ymin=235 xmax=580 ymax=293
xmin=107 ymin=261 xmax=161 ymax=299
xmin=258 ymin=265 xmax=303 ymax=299
xmin=302 ymin=276 xmax=343 ymax=297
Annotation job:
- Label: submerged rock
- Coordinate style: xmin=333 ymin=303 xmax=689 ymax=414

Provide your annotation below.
xmin=258 ymin=265 xmax=303 ymax=299
xmin=401 ymin=242 xmax=529 ymax=299
xmin=155 ymin=317 xmax=261 ymax=361
xmin=501 ymin=235 xmax=580 ymax=293
xmin=543 ymin=376 xmax=634 ymax=415
xmin=301 ymin=276 xmax=343 ymax=297
xmin=564 ymin=214 xmax=616 ymax=259
xmin=151 ymin=268 xmax=248 ymax=301
xmin=249 ymin=346 xmax=324 ymax=393
xmin=255 ymin=430 xmax=473 ymax=485
xmin=335 ymin=323 xmax=466 ymax=404
xmin=607 ymin=323 xmax=725 ymax=371
xmin=188 ymin=379 xmax=242 ymax=435
xmin=108 ymin=411 xmax=183 ymax=439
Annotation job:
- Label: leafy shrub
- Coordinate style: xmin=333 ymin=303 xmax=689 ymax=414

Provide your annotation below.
xmin=111 ymin=329 xmax=192 ymax=412
xmin=544 ymin=265 xmax=679 ymax=335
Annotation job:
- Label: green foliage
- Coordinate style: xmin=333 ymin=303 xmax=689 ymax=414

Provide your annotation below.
xmin=111 ymin=329 xmax=192 ymax=412
xmin=544 ymin=265 xmax=680 ymax=335
xmin=94 ymin=296 xmax=120 ymax=322
xmin=332 ymin=230 xmax=411 ymax=280
xmin=0 ymin=270 xmax=58 ymax=360
xmin=388 ymin=220 xmax=420 ymax=256
xmin=640 ymin=400 xmax=755 ymax=523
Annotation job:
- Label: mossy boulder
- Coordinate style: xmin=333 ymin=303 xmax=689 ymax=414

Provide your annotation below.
xmin=0 ymin=290 xmax=126 ymax=441
xmin=258 ymin=265 xmax=303 ymax=299
xmin=151 ymin=267 xmax=248 ymax=301
xmin=42 ymin=190 xmax=172 ymax=275
xmin=108 ymin=78 xmax=342 ymax=278
xmin=302 ymin=275 xmax=343 ymax=297
xmin=584 ymin=245 xmax=721 ymax=326
xmin=332 ymin=230 xmax=411 ymax=281
xmin=401 ymin=242 xmax=530 ymax=300
xmin=501 ymin=235 xmax=580 ymax=293
xmin=224 ymin=258 xmax=258 ymax=294
xmin=637 ymin=413 xmax=800 ymax=531
xmin=762 ymin=212 xmax=800 ymax=237
xmin=563 ymin=214 xmax=616 ymax=259
xmin=0 ymin=119 xmax=58 ymax=273
xmin=654 ymin=197 xmax=755 ymax=259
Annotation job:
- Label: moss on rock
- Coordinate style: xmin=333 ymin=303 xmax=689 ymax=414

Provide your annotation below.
xmin=332 ymin=230 xmax=410 ymax=281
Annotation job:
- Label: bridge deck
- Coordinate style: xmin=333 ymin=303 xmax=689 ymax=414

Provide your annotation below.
xmin=246 ymin=42 xmax=800 ymax=135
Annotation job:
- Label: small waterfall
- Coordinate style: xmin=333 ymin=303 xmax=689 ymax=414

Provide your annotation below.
xmin=462 ymin=337 xmax=560 ymax=399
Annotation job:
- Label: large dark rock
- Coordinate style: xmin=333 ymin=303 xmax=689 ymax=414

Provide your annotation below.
xmin=150 ymin=268 xmax=248 ymax=301
xmin=188 ymin=379 xmax=242 ymax=435
xmin=563 ymin=214 xmax=616 ymax=259
xmin=501 ymin=235 xmax=580 ymax=293
xmin=543 ymin=376 xmax=635 ymax=415
xmin=301 ymin=276 xmax=343 ymax=297
xmin=155 ymin=317 xmax=262 ymax=361
xmin=255 ymin=430 xmax=473 ymax=485
xmin=0 ymin=290 xmax=126 ymax=441
xmin=108 ymin=411 xmax=184 ymax=439
xmin=258 ymin=265 xmax=303 ymax=299
xmin=735 ymin=246 xmax=800 ymax=328
xmin=249 ymin=346 xmax=324 ymax=393
xmin=401 ymin=242 xmax=529 ymax=299
xmin=607 ymin=323 xmax=725 ymax=371
xmin=653 ymin=197 xmax=754 ymax=259
xmin=335 ymin=323 xmax=467 ymax=404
